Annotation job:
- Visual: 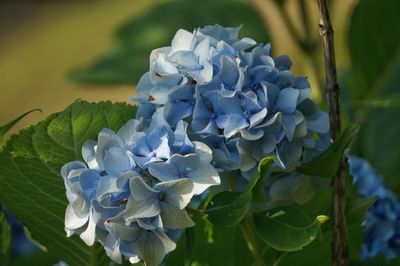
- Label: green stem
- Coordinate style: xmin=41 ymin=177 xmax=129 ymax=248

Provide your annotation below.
xmin=272 ymin=252 xmax=288 ymax=266
xmin=227 ymin=171 xmax=237 ymax=191
xmin=240 ymin=215 xmax=266 ymax=266
xmin=226 ymin=171 xmax=266 ymax=266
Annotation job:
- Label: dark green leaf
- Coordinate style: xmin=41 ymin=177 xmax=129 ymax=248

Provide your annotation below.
xmin=254 ymin=207 xmax=329 ymax=252
xmin=346 ymin=195 xmax=376 ymax=226
xmin=297 ymin=124 xmax=359 ymax=177
xmin=0 ymin=109 xmax=41 ymax=148
xmin=206 ymin=157 xmax=273 ymax=227
xmin=0 ymin=207 xmax=12 ymax=266
xmin=9 ymin=249 xmax=59 ymax=266
xmin=206 ymin=191 xmax=252 ymax=227
xmin=69 ymin=0 xmax=268 ymax=85
xmin=165 ymin=215 xmax=253 ymax=266
xmin=0 ymin=100 xmax=136 ymax=266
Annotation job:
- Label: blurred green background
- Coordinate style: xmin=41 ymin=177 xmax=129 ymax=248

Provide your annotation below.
xmin=1 ymin=0 xmax=400 ymax=265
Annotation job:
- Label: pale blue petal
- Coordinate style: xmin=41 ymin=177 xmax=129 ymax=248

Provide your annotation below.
xmin=307 ymin=111 xmax=329 ymax=133
xmin=103 ymin=147 xmax=130 ymax=176
xmin=186 ymin=163 xmax=220 ymax=195
xmin=82 ymin=140 xmax=98 ymax=169
xmin=148 ymin=161 xmax=180 ymax=182
xmin=80 ymin=169 xmax=101 ymax=199
xmin=233 ymin=37 xmax=256 ymax=50
xmin=160 ymin=203 xmax=195 ymax=229
xmin=117 ymin=119 xmax=143 ymax=146
xmin=275 ymin=88 xmax=299 ymax=114
xmin=153 ymin=178 xmax=194 ymax=209
xmin=104 ymin=233 xmax=122 ymax=264
xmin=80 ymin=209 xmax=97 ymax=246
xmin=65 ymin=204 xmax=88 ymax=231
xmin=132 ymin=229 xmax=176 ymax=266
xmin=61 ymin=161 xmax=87 ymax=183
xmin=171 ymin=29 xmax=194 ymax=51
xmin=193 ymin=141 xmax=213 ymax=163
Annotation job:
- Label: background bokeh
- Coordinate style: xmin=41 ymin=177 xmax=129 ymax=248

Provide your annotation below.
xmin=1 ymin=0 xmax=399 ymax=265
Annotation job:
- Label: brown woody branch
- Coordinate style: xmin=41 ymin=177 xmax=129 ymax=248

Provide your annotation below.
xmin=316 ymin=0 xmax=349 ymax=265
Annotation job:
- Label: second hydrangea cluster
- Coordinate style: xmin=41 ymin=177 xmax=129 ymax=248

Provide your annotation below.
xmin=349 ymin=156 xmax=400 ymax=260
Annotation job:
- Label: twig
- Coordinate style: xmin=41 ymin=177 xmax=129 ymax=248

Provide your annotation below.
xmin=316 ymin=1 xmax=349 ymax=265
xmin=226 ymin=172 xmax=266 ymax=266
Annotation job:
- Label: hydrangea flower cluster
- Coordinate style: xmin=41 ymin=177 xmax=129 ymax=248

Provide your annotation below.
xmin=61 ymin=119 xmax=220 ymax=265
xmin=349 ymin=156 xmax=400 ymax=260
xmin=131 ymin=25 xmax=329 ymax=177
xmin=61 ymin=25 xmax=330 ymax=265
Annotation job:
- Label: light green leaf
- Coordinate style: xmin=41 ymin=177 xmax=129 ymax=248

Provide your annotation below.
xmin=69 ymin=0 xmax=268 ymax=85
xmin=206 ymin=157 xmax=274 ymax=227
xmin=0 ymin=207 xmax=12 ymax=266
xmin=251 ymin=157 xmax=275 ymax=199
xmin=297 ymin=124 xmax=359 ymax=177
xmin=0 ymin=109 xmax=41 ymax=148
xmin=0 ymin=100 xmax=136 ymax=266
xmin=254 ymin=207 xmax=329 ymax=252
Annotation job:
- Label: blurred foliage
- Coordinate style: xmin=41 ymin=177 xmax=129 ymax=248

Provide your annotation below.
xmin=69 ymin=0 xmax=268 ymax=84
xmin=348 ymin=0 xmax=400 ymax=190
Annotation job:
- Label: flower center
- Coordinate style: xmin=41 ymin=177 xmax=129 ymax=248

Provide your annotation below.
xmin=158 ymin=192 xmax=166 ymax=201
xmin=243 ymin=110 xmax=251 ymax=119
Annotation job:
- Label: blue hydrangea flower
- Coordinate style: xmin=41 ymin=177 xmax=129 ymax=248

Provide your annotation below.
xmin=348 ymin=155 xmax=386 ymax=198
xmin=61 ymin=118 xmax=220 ymax=265
xmin=62 ymin=24 xmax=330 ymax=265
xmin=361 ymin=192 xmax=400 ymax=260
xmin=348 ymin=156 xmax=400 ymax=260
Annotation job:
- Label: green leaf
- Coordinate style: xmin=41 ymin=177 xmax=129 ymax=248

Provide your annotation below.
xmin=9 ymin=249 xmax=59 ymax=266
xmin=252 ymin=157 xmax=275 ymax=202
xmin=0 ymin=100 xmax=136 ymax=266
xmin=205 ymin=191 xmax=252 ymax=227
xmin=346 ymin=195 xmax=377 ymax=226
xmin=0 ymin=207 xmax=12 ymax=266
xmin=206 ymin=157 xmax=274 ymax=227
xmin=184 ymin=227 xmax=195 ymax=266
xmin=69 ymin=0 xmax=268 ymax=85
xmin=254 ymin=207 xmax=329 ymax=252
xmin=297 ymin=124 xmax=359 ymax=177
xmin=165 ymin=215 xmax=253 ymax=266
xmin=0 ymin=109 xmax=41 ymax=147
